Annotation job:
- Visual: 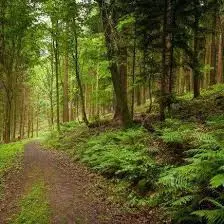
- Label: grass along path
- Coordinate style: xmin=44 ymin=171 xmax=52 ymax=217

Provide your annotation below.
xmin=0 ymin=141 xmax=27 ymax=223
xmin=11 ymin=180 xmax=51 ymax=224
xmin=0 ymin=142 xmax=24 ymax=196
xmin=0 ymin=141 xmax=25 ymax=174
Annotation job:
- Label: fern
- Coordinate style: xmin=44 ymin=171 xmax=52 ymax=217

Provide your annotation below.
xmin=192 ymin=209 xmax=224 ymax=224
xmin=77 ymin=128 xmax=163 ymax=194
xmin=157 ymin=116 xmax=224 ymax=224
xmin=172 ymin=195 xmax=194 ymax=206
xmin=210 ymin=174 xmax=224 ymax=188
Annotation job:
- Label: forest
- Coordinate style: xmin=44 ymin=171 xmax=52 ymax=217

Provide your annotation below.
xmin=0 ymin=0 xmax=224 ymax=223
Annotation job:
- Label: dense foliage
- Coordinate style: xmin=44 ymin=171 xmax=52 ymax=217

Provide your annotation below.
xmin=44 ymin=86 xmax=224 ymax=223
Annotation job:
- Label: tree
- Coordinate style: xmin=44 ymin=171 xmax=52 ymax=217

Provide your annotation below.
xmin=97 ymin=0 xmax=132 ymax=127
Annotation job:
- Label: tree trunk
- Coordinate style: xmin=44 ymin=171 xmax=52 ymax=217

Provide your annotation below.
xmin=52 ymin=19 xmax=60 ymax=131
xmin=193 ymin=5 xmax=201 ymax=98
xmin=136 ymin=85 xmax=141 ymax=106
xmin=217 ymin=33 xmax=223 ymax=83
xmin=131 ymin=21 xmax=137 ymax=118
xmin=160 ymin=0 xmax=173 ymax=121
xmin=63 ymin=24 xmax=69 ymax=123
xmin=210 ymin=10 xmax=217 ymax=86
xmin=36 ymin=96 xmax=40 ymax=137
xmin=97 ymin=0 xmax=132 ymax=127
xmin=4 ymin=99 xmax=11 ymax=143
xmin=13 ymin=94 xmax=17 ymax=140
xmin=31 ymin=107 xmax=34 ymax=138
xmin=73 ymin=19 xmax=89 ymax=125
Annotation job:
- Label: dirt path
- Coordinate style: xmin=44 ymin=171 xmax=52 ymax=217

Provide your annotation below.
xmin=1 ymin=141 xmax=165 ymax=224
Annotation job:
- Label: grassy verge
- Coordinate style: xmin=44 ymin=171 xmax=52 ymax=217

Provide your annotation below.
xmin=0 ymin=141 xmax=25 ymax=173
xmin=11 ymin=180 xmax=51 ymax=224
xmin=0 ymin=141 xmax=26 ymax=196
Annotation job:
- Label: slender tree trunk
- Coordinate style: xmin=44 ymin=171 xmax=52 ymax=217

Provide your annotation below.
xmin=27 ymin=109 xmax=30 ymax=138
xmin=72 ymin=18 xmax=89 ymax=125
xmin=52 ymin=19 xmax=60 ymax=131
xmin=96 ymin=63 xmax=100 ymax=119
xmin=210 ymin=10 xmax=217 ymax=85
xmin=160 ymin=0 xmax=173 ymax=121
xmin=50 ymin=48 xmax=54 ymax=129
xmin=148 ymin=76 xmax=153 ymax=113
xmin=19 ymin=89 xmax=25 ymax=139
xmin=217 ymin=33 xmax=223 ymax=83
xmin=4 ymin=99 xmax=11 ymax=143
xmin=193 ymin=6 xmax=201 ymax=98
xmin=131 ymin=21 xmax=137 ymax=118
xmin=63 ymin=24 xmax=69 ymax=123
xmin=36 ymin=96 xmax=40 ymax=137
xmin=31 ymin=107 xmax=34 ymax=138
xmin=13 ymin=94 xmax=17 ymax=140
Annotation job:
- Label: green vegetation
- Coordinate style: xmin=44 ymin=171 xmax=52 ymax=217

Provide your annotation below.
xmin=0 ymin=0 xmax=224 ymax=222
xmin=45 ymin=127 xmax=161 ymax=196
xmin=0 ymin=142 xmax=25 ymax=173
xmin=44 ymin=86 xmax=224 ymax=223
xmin=157 ymin=115 xmax=224 ymax=223
xmin=178 ymin=83 xmax=224 ymax=101
xmin=79 ymin=128 xmax=162 ymax=193
xmin=0 ymin=141 xmax=25 ymax=196
xmin=11 ymin=180 xmax=51 ymax=224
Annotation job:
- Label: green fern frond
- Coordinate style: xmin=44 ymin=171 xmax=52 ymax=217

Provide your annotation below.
xmin=192 ymin=209 xmax=224 ymax=224
xmin=172 ymin=195 xmax=194 ymax=206
xmin=210 ymin=174 xmax=224 ymax=188
xmin=199 ymin=198 xmax=224 ymax=209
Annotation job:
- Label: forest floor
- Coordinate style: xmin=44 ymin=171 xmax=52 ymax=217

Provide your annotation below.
xmin=0 ymin=141 xmax=164 ymax=224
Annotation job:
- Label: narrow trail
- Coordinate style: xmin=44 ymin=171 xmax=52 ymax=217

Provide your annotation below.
xmin=0 ymin=142 xmax=163 ymax=224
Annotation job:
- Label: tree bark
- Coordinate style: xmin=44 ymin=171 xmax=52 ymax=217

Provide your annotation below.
xmin=97 ymin=0 xmax=132 ymax=127
xmin=160 ymin=0 xmax=173 ymax=121
xmin=193 ymin=3 xmax=201 ymax=98
xmin=210 ymin=9 xmax=217 ymax=85
xmin=217 ymin=33 xmax=223 ymax=83
xmin=72 ymin=18 xmax=89 ymax=125
xmin=52 ymin=19 xmax=60 ymax=131
xmin=63 ymin=24 xmax=69 ymax=123
xmin=131 ymin=21 xmax=137 ymax=118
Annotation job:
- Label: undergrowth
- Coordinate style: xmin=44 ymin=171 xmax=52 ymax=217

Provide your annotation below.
xmin=79 ymin=128 xmax=162 ymax=194
xmin=178 ymin=83 xmax=224 ymax=101
xmin=44 ymin=125 xmax=165 ymax=205
xmin=156 ymin=115 xmax=224 ymax=224
xmin=44 ymin=86 xmax=224 ymax=223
